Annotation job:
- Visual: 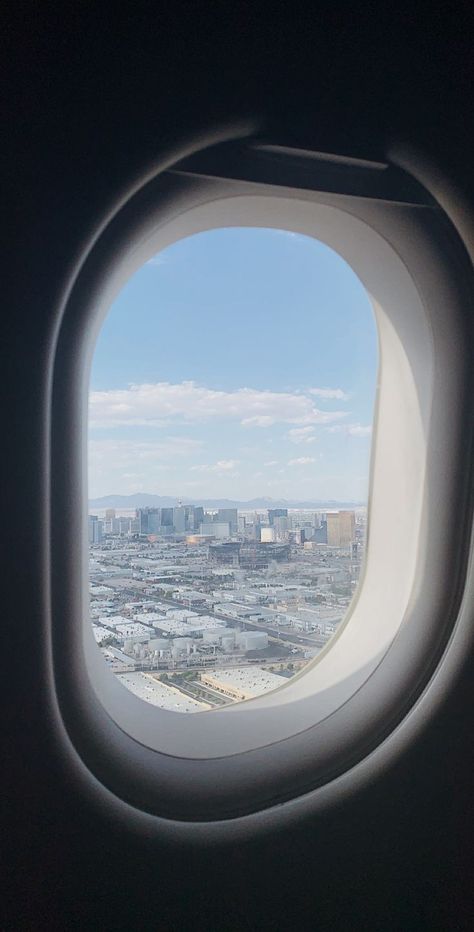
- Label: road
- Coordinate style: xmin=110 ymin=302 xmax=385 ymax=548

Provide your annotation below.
xmin=127 ymin=588 xmax=332 ymax=649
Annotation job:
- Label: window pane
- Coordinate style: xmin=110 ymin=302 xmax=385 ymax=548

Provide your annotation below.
xmin=88 ymin=228 xmax=377 ymax=711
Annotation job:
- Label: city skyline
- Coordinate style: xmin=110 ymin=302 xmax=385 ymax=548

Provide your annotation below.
xmin=89 ymin=227 xmax=377 ymax=500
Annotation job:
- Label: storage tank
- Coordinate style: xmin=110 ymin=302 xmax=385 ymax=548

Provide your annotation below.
xmin=172 ymin=637 xmax=194 ymax=655
xmin=242 ymin=631 xmax=268 ymax=650
xmin=149 ymin=637 xmax=169 ymax=651
xmin=203 ymin=628 xmax=224 ymax=644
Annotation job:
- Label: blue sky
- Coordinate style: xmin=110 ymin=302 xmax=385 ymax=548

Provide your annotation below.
xmin=89 ymin=228 xmax=377 ymax=501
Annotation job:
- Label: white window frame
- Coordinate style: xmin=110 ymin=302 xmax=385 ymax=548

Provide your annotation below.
xmin=50 ymin=139 xmax=474 ymax=824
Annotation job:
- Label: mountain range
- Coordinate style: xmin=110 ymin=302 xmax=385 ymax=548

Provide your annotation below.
xmin=88 ymin=492 xmax=364 ymax=510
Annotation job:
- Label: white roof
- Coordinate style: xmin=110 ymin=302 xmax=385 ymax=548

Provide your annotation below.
xmin=133 ymin=612 xmax=165 ymax=623
xmin=204 ymin=666 xmax=286 ymax=696
xmin=98 ymin=614 xmax=130 ymax=628
xmin=192 ymin=615 xmax=226 ymax=627
xmin=115 ymin=622 xmax=155 ymax=637
xmin=166 ymin=609 xmax=198 ymax=620
xmin=151 ymin=616 xmax=226 ymax=636
xmin=91 ymin=625 xmax=113 ymax=644
xmin=214 ymin=602 xmax=256 ymax=617
xmin=117 ymin=672 xmax=209 ymax=713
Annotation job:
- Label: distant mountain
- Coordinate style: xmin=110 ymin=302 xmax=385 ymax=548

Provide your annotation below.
xmin=88 ymin=493 xmax=364 ymax=510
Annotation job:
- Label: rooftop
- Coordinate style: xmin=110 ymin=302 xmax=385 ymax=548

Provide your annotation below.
xmin=117 ymin=672 xmax=209 ymax=713
xmin=202 ymin=666 xmax=286 ymax=698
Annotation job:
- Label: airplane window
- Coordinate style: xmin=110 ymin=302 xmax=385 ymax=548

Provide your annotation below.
xmin=50 ymin=146 xmax=471 ymax=815
xmin=88 ymin=227 xmax=377 ymax=711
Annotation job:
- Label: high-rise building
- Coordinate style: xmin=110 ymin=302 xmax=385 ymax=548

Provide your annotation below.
xmin=104 ymin=508 xmax=116 ymax=534
xmin=268 ymin=508 xmax=288 ymax=525
xmin=216 ymin=508 xmax=238 ymax=534
xmin=137 ymin=507 xmax=161 ymax=535
xmin=193 ymin=506 xmax=205 ymax=531
xmin=327 ymin=511 xmax=355 ymax=547
xmin=88 ymin=515 xmax=103 ymax=544
xmin=160 ymin=507 xmax=174 ymax=528
xmin=314 ymin=520 xmax=328 ymax=543
xmin=292 ymin=527 xmax=312 ymax=544
xmin=136 ymin=508 xmax=147 ymax=534
xmin=148 ymin=510 xmax=161 ymax=534
xmin=116 ymin=516 xmax=133 ymax=535
xmin=173 ymin=505 xmax=186 ymax=533
xmin=273 ymin=515 xmax=289 ymax=541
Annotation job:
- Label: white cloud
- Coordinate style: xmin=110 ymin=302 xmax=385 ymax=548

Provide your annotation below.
xmin=288 ymin=456 xmax=316 ymax=466
xmin=89 ymin=381 xmax=348 ymax=429
xmin=88 ymin=437 xmax=203 ymax=497
xmin=309 ymin=387 xmax=350 ymax=401
xmin=89 ymin=436 xmax=201 ymax=464
xmin=240 ymin=415 xmax=276 ymax=428
xmin=288 ymin=426 xmax=316 ymax=444
xmin=190 ymin=459 xmax=239 ymax=474
xmin=326 ymin=423 xmax=372 ymax=437
xmin=348 ymin=424 xmax=372 ymax=437
xmin=263 ymin=460 xmax=279 ymax=467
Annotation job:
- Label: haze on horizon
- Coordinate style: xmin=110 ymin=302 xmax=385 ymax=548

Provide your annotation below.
xmin=88 ymin=491 xmax=367 ymax=509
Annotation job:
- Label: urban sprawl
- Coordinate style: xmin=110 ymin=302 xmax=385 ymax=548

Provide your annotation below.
xmin=89 ymin=504 xmax=366 ymax=712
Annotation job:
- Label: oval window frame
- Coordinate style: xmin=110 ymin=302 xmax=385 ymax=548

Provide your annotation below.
xmin=50 ymin=140 xmax=474 ymax=821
